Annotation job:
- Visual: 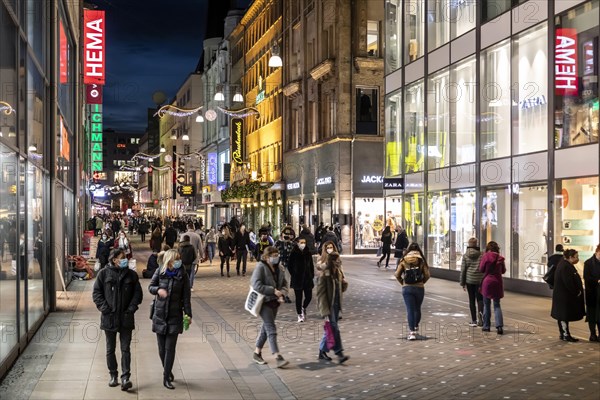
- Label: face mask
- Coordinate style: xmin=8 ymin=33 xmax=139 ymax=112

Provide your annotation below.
xmin=119 ymin=234 xmax=125 ymax=239
xmin=269 ymin=256 xmax=280 ymax=265
xmin=326 ymin=248 xmax=334 ymax=254
xmin=173 ymin=260 xmax=182 ymax=269
xmin=298 ymin=244 xmax=306 ymax=250
xmin=119 ymin=259 xmax=128 ymax=268
xmin=102 ymin=235 xmax=107 ymax=240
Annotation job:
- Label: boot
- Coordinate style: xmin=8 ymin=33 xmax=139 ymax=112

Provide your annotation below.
xmin=318 ymin=351 xmax=332 ymax=361
xmin=108 ymin=374 xmax=119 ymax=387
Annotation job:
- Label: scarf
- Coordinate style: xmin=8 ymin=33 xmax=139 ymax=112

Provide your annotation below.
xmin=165 ymin=268 xmax=178 ymax=278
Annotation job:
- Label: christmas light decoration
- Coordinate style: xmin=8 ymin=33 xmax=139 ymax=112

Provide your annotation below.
xmin=154 ymin=104 xmax=203 ymax=118
xmin=217 ymin=106 xmax=261 ymax=119
xmin=0 ymin=101 xmax=15 ymax=115
xmin=205 ymin=109 xmax=218 ymax=121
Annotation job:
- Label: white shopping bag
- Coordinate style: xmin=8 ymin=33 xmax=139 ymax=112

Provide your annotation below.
xmin=128 ymin=259 xmax=137 ymax=271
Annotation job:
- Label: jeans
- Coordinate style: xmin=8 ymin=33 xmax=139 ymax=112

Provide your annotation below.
xmin=483 ymin=297 xmax=503 ymax=329
xmin=402 ymin=286 xmax=425 ymax=331
xmin=189 ymin=264 xmax=196 ymax=288
xmin=105 ymin=329 xmax=133 ymax=379
xmin=294 ymin=287 xmax=313 ymax=315
xmin=466 ymin=283 xmax=484 ymax=323
xmin=207 ymin=243 xmax=216 ymax=263
xmin=156 ymin=333 xmax=179 ymax=380
xmin=256 ymin=305 xmax=280 ymax=354
xmin=140 ymin=232 xmax=146 ymax=242
xmin=220 ymin=256 xmax=230 ymax=274
xmin=236 ymin=249 xmax=247 ymax=274
xmin=319 ymin=304 xmax=343 ymax=354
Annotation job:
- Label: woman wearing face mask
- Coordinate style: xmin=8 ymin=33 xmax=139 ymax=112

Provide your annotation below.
xmin=149 ymin=249 xmax=192 ymax=389
xmin=250 ymin=246 xmax=290 ymax=368
xmin=317 ymin=241 xmax=339 ymax=276
xmin=288 ymin=238 xmax=315 ymax=322
xmin=96 ymin=232 xmax=113 ymax=269
xmin=114 ymin=230 xmax=133 ymax=260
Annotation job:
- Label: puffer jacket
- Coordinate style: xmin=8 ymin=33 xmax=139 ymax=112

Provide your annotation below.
xmin=395 ymin=250 xmax=431 ymax=287
xmin=288 ymin=245 xmax=315 ymax=290
xmin=250 ymin=261 xmax=289 ymax=303
xmin=148 ymin=268 xmax=192 ymax=335
xmin=317 ymin=260 xmax=347 ymax=317
xmin=460 ymin=247 xmax=483 ymax=286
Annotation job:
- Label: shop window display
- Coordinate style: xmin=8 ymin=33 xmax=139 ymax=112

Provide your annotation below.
xmin=385 ymin=197 xmax=404 ymax=231
xmin=404 ymin=0 xmax=425 ymax=63
xmin=403 ymin=193 xmax=425 ymax=249
xmin=427 ymin=192 xmax=450 ymax=268
xmin=27 ymin=164 xmax=46 ymax=327
xmin=385 ymin=0 xmax=402 ymax=73
xmin=554 ymin=0 xmax=599 ymax=149
xmin=427 ymin=68 xmax=450 ymax=169
xmin=385 ymin=90 xmax=403 ymax=176
xmin=452 ymin=56 xmax=477 ymax=164
xmin=451 ymin=190 xmax=477 ymax=270
xmin=0 ymin=5 xmax=18 ymax=149
xmin=514 ymin=185 xmax=548 ymax=282
xmin=481 ymin=186 xmax=511 ymax=274
xmin=554 ymin=177 xmax=599 ymax=274
xmin=355 ymin=198 xmax=385 ymax=249
xmin=404 ymin=80 xmax=425 ymax=173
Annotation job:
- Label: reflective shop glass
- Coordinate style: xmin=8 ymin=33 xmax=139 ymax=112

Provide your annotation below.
xmin=405 ymin=0 xmax=425 ymax=63
xmin=27 ymin=163 xmax=46 ymax=328
xmin=404 ymin=80 xmax=425 ymax=173
xmin=404 ymin=192 xmax=425 ymax=250
xmin=355 ymin=198 xmax=385 ymax=250
xmin=0 ymin=5 xmax=18 ymax=149
xmin=385 ymin=89 xmax=402 ymax=176
xmin=427 ymin=0 xmax=476 ymax=50
xmin=385 ymin=0 xmax=402 ymax=73
xmin=554 ymin=0 xmax=599 ymax=149
xmin=427 ymin=68 xmax=450 ymax=170
xmin=451 ymin=56 xmax=477 ymax=164
xmin=481 ymin=186 xmax=511 ymax=274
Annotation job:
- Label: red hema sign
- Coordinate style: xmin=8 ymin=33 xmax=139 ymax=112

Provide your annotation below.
xmin=83 ymin=10 xmax=105 ymax=85
xmin=555 ymin=28 xmax=578 ymax=96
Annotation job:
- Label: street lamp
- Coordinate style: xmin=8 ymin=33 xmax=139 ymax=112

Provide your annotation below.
xmin=160 ymin=145 xmax=166 ymax=153
xmin=214 ymin=86 xmax=225 ymax=102
xmin=268 ymin=44 xmax=283 ymax=68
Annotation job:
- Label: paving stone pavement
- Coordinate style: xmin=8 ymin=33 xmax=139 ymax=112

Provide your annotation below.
xmin=1 ymin=235 xmax=599 ymax=399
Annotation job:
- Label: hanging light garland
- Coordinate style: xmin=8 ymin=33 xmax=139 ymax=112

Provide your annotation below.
xmin=131 ymin=152 xmax=165 ymax=162
xmin=0 ymin=101 xmax=15 ymax=115
xmin=154 ymin=104 xmax=203 ymax=118
xmin=216 ymin=106 xmax=261 ymax=120
xmin=173 ymin=149 xmax=204 ymax=160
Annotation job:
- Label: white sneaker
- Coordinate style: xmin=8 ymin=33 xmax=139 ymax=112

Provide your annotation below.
xmin=408 ymin=332 xmax=417 ymax=340
xmin=297 ymin=314 xmax=305 ymax=323
xmin=468 ymin=321 xmax=478 ymax=327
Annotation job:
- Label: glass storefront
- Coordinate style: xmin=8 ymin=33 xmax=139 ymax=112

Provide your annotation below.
xmin=405 ymin=0 xmax=425 ymax=63
xmin=427 ymin=0 xmax=476 ymax=51
xmin=481 ymin=186 xmax=512 ymax=273
xmin=427 ymin=191 xmax=449 ymax=268
xmin=403 ymin=193 xmax=425 ymax=249
xmin=385 ymin=0 xmax=402 ymax=73
xmin=404 ymin=80 xmax=425 ymax=173
xmin=355 ymin=198 xmax=385 ymax=249
xmin=452 ymin=56 xmax=477 ymax=164
xmin=514 ymin=184 xmax=548 ymax=281
xmin=428 ymin=68 xmax=450 ymax=169
xmin=385 ymin=89 xmax=402 ymax=176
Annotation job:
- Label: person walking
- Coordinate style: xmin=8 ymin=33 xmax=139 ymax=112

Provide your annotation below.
xmin=178 ymin=235 xmax=198 ymax=291
xmin=92 ymin=248 xmax=143 ymax=391
xmin=479 ymin=241 xmax=506 ymax=334
xmin=234 ymin=224 xmax=251 ymax=276
xmin=150 ymin=227 xmax=163 ymax=253
xmin=377 ymin=226 xmax=393 ymax=269
xmin=148 ymin=249 xmax=192 ymax=389
xmin=288 ymin=238 xmax=315 ymax=322
xmin=163 ymin=223 xmax=179 ymax=249
xmin=583 ymin=244 xmax=600 ymax=342
xmin=218 ymin=226 xmax=234 ymax=277
xmin=205 ymin=227 xmax=217 ymax=265
xmin=460 ymin=237 xmax=484 ymax=327
xmin=317 ymin=241 xmax=339 ymax=276
xmin=250 ymin=246 xmax=290 ymax=368
xmin=96 ymin=232 xmax=113 ymax=269
xmin=551 ymin=249 xmax=586 ymax=342
xmin=114 ymin=230 xmax=133 ymax=260
xmin=298 ymin=225 xmax=317 ymax=255
xmin=393 ymin=225 xmax=409 ymax=268
xmin=395 ymin=243 xmax=430 ymax=340
xmin=317 ymin=252 xmax=349 ymax=363
xmin=138 ymin=218 xmax=150 ymax=242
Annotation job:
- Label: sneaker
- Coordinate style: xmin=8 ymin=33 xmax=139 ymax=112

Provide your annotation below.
xmin=408 ymin=332 xmax=417 ymax=340
xmin=469 ymin=321 xmax=478 ymax=327
xmin=276 ymin=355 xmax=289 ymax=368
xmin=297 ymin=314 xmax=305 ymax=323
xmin=377 ymin=261 xmax=381 ymax=268
xmin=253 ymin=352 xmax=266 ymax=365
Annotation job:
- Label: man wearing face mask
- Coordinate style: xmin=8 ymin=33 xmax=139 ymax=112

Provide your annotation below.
xmin=93 ymin=248 xmax=143 ymax=391
xmin=288 ymin=238 xmax=315 ymax=322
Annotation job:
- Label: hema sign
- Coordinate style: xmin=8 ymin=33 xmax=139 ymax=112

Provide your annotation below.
xmin=83 ymin=10 xmax=106 ymax=85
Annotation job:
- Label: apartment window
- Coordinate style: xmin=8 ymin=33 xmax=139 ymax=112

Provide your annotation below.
xmin=356 ymin=88 xmax=378 ymax=135
xmin=309 ymin=101 xmax=318 ymax=143
xmin=367 ymin=20 xmax=379 ymax=57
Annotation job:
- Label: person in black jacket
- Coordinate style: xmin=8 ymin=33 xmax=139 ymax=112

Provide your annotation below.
xmin=178 ymin=235 xmax=197 ymax=290
xmin=138 ymin=218 xmax=150 ymax=242
xmin=298 ymin=225 xmax=317 ymax=255
xmin=148 ymin=249 xmax=192 ymax=390
xmin=218 ymin=226 xmax=234 ymax=277
xmin=92 ymin=248 xmax=143 ymax=391
xmin=393 ymin=226 xmax=409 ymax=268
xmin=234 ymin=224 xmax=251 ymax=276
xmin=551 ymin=249 xmax=585 ymax=342
xmin=96 ymin=232 xmax=113 ymax=269
xmin=288 ymin=238 xmax=315 ymax=322
xmin=583 ymin=244 xmax=600 ymax=342
xmin=547 ymin=244 xmax=564 ymax=273
xmin=163 ymin=223 xmax=178 ymax=249
xmin=377 ymin=226 xmax=393 ymax=269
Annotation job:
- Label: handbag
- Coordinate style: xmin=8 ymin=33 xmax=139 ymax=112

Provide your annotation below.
xmin=324 ymin=320 xmax=336 ymax=351
xmin=128 ymin=259 xmax=137 ymax=271
xmin=149 ymin=297 xmax=156 ymax=320
xmin=376 ymin=246 xmax=383 ymax=257
xmin=244 ymin=285 xmax=265 ymax=317
xmin=94 ymin=260 xmax=101 ymax=272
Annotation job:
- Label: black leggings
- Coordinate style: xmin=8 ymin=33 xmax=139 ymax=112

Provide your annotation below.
xmin=379 ymin=249 xmax=391 ymax=267
xmin=465 ymin=283 xmax=484 ymax=323
xmin=220 ymin=256 xmax=230 ymax=274
xmin=294 ymin=287 xmax=313 ymax=315
xmin=156 ymin=333 xmax=179 ymax=379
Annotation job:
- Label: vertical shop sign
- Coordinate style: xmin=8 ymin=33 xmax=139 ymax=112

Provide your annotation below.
xmin=555 ymin=28 xmax=578 ymax=96
xmin=83 ymin=10 xmax=106 ymax=85
xmin=207 ymin=153 xmax=217 ymax=184
xmin=89 ymin=104 xmax=103 ymax=172
xmin=231 ymin=118 xmax=244 ymax=165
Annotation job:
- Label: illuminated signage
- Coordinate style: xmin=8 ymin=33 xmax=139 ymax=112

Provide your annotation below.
xmin=93 ymin=188 xmax=106 ymax=197
xmin=200 ymin=156 xmax=206 ymax=182
xmin=231 ymin=118 xmax=244 ymax=165
xmin=361 ymin=175 xmax=383 ymax=183
xmin=59 ymin=21 xmax=68 ymax=84
xmin=383 ymin=177 xmax=404 ymax=189
xmin=287 ymin=182 xmax=300 ymax=190
xmin=555 ymin=28 xmax=578 ymax=96
xmin=256 ymin=75 xmax=265 ymax=105
xmin=316 ymin=177 xmax=332 ymax=186
xmin=207 ymin=152 xmax=217 ymax=185
xmin=519 ymin=95 xmax=547 ymax=110
xmin=83 ymin=10 xmax=106 ymax=85
xmin=89 ymin=104 xmax=103 ymax=172
xmin=86 ymin=84 xmax=103 ymax=104
xmin=116 ymin=143 xmax=126 ymax=148
xmin=177 ymin=185 xmax=195 ymax=197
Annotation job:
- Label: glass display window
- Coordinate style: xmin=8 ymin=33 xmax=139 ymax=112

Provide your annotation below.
xmin=385 ymin=196 xmax=404 ymax=231
xmin=513 ymin=184 xmax=548 ymax=282
xmin=385 ymin=0 xmax=402 ymax=73
xmin=403 ymin=192 xmax=425 ymax=249
xmin=27 ymin=163 xmax=46 ymax=328
xmin=427 ymin=68 xmax=450 ymax=169
xmin=355 ymin=198 xmax=385 ymax=249
xmin=427 ymin=191 xmax=450 ymax=268
xmin=554 ymin=0 xmax=599 ymax=149
xmin=512 ymin=23 xmax=548 ymax=155
xmin=451 ymin=56 xmax=477 ymax=164
xmin=385 ymin=89 xmax=403 ymax=176
xmin=427 ymin=0 xmax=476 ymax=51
xmin=451 ymin=189 xmax=477 ymax=270
xmin=0 ymin=5 xmax=18 ymax=149
xmin=554 ymin=176 xmax=599 ymax=274
xmin=481 ymin=186 xmax=511 ymax=274
xmin=481 ymin=39 xmax=511 ymax=160
xmin=404 ymin=80 xmax=425 ymax=173
xmin=405 ymin=0 xmax=425 ymax=63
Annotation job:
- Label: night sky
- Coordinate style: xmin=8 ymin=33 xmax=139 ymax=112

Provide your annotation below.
xmin=86 ymin=0 xmax=211 ymax=133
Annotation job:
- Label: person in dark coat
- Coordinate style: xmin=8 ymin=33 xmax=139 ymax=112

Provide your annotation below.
xmin=315 ymin=222 xmax=324 ymax=247
xmin=163 ymin=223 xmax=179 ymax=249
xmin=96 ymin=232 xmax=113 ymax=268
xmin=233 ymin=224 xmax=251 ymax=276
xmin=478 ymin=241 xmax=506 ymax=334
xmin=148 ymin=249 xmax=192 ymax=389
xmin=218 ymin=226 xmax=234 ymax=277
xmin=92 ymin=248 xmax=143 ymax=391
xmin=319 ymin=227 xmax=339 ymax=253
xmin=150 ymin=227 xmax=163 ymax=253
xmin=178 ymin=235 xmax=197 ymax=289
xmin=547 ymin=244 xmax=564 ymax=271
xmin=583 ymin=244 xmax=600 ymax=342
xmin=393 ymin=226 xmax=409 ymax=268
xmin=288 ymin=238 xmax=315 ymax=322
xmin=298 ymin=225 xmax=317 ymax=255
xmin=551 ymin=249 xmax=586 ymax=342
xmin=138 ymin=218 xmax=150 ymax=242
xmin=377 ymin=226 xmax=393 ymax=269
xmin=460 ymin=237 xmax=484 ymax=327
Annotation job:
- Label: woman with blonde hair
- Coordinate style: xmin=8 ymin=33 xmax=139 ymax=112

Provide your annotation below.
xmin=148 ymin=249 xmax=192 ymax=389
xmin=317 ymin=241 xmax=339 ymax=276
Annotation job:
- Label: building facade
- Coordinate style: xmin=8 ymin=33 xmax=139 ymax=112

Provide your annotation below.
xmin=384 ymin=0 xmax=599 ymax=293
xmin=0 ymin=0 xmax=83 ymax=377
xmin=281 ymin=0 xmax=385 ymax=252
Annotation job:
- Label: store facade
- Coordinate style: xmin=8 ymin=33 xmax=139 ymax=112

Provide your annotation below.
xmin=385 ymin=0 xmax=599 ymax=294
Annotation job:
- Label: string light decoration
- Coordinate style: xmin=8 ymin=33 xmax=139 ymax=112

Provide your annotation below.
xmin=0 ymin=101 xmax=15 ymax=115
xmin=173 ymin=149 xmax=204 ymax=160
xmin=131 ymin=152 xmax=165 ymax=162
xmin=154 ymin=104 xmax=203 ymax=118
xmin=205 ymin=109 xmax=218 ymax=121
xmin=217 ymin=106 xmax=261 ymax=120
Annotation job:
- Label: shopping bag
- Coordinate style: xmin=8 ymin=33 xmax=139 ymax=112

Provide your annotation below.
xmin=11 ymin=260 xmax=17 ymax=276
xmin=376 ymin=246 xmax=383 ymax=257
xmin=94 ymin=260 xmax=101 ymax=272
xmin=244 ymin=286 xmax=265 ymax=317
xmin=128 ymin=259 xmax=137 ymax=271
xmin=324 ymin=320 xmax=336 ymax=351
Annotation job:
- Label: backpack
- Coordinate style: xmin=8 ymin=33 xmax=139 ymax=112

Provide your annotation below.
xmin=543 ymin=264 xmax=557 ymax=289
xmin=403 ymin=265 xmax=424 ymax=284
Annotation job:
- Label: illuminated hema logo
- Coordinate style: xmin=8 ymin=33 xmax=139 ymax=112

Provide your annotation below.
xmin=83 ymin=10 xmax=105 ymax=85
xmin=89 ymin=104 xmax=103 ymax=172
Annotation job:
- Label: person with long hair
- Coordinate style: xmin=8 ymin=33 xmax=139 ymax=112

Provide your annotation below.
xmin=377 ymin=226 xmax=393 ymax=269
xmin=114 ymin=230 xmax=133 ymax=260
xmin=288 ymin=237 xmax=315 ymax=322
xmin=150 ymin=226 xmax=163 ymax=253
xmin=583 ymin=244 xmax=600 ymax=342
xmin=478 ymin=241 xmax=506 ymax=334
xmin=317 ymin=240 xmax=339 ymax=276
xmin=148 ymin=249 xmax=192 ymax=389
xmin=317 ymin=252 xmax=349 ymax=363
xmin=551 ymin=248 xmax=585 ymax=342
xmin=395 ymin=243 xmax=430 ymax=340
xmin=218 ymin=225 xmax=234 ymax=277
xmin=250 ymin=246 xmax=290 ymax=368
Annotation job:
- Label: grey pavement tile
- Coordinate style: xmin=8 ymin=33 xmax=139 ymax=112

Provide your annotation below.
xmin=29 ymin=380 xmax=87 ymax=399
xmin=185 ymin=379 xmax=243 ymax=400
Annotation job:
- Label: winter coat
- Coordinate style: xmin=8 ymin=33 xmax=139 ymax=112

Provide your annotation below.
xmin=298 ymin=228 xmax=317 ymax=255
xmin=92 ymin=265 xmax=143 ymax=331
xmin=583 ymin=255 xmax=600 ymax=324
xmin=319 ymin=231 xmax=339 ymax=252
xmin=138 ymin=221 xmax=150 ymax=234
xmin=395 ymin=250 xmax=431 ymax=287
xmin=206 ymin=230 xmax=217 ymax=243
xmin=460 ymin=247 xmax=483 ymax=286
xmin=146 ymin=254 xmax=159 ymax=274
xmin=233 ymin=230 xmax=250 ymax=251
xmin=178 ymin=241 xmax=197 ymax=266
xmin=148 ymin=267 xmax=192 ymax=335
xmin=551 ymin=259 xmax=585 ymax=322
xmin=250 ymin=261 xmax=289 ymax=303
xmin=114 ymin=238 xmax=133 ymax=260
xmin=288 ymin=245 xmax=315 ymax=290
xmin=275 ymin=240 xmax=295 ymax=268
xmin=317 ymin=261 xmax=347 ymax=317
xmin=547 ymin=252 xmax=563 ymax=269
xmin=150 ymin=231 xmax=162 ymax=252
xmin=218 ymin=236 xmax=234 ymax=257
xmin=95 ymin=238 xmax=112 ymax=265
xmin=381 ymin=231 xmax=393 ymax=251
xmin=478 ymin=251 xmax=506 ymax=300
xmin=394 ymin=231 xmax=409 ymax=251
xmin=163 ymin=227 xmax=179 ymax=245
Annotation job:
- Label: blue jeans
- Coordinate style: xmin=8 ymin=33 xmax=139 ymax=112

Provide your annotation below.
xmin=189 ymin=264 xmax=196 ymax=288
xmin=207 ymin=243 xmax=216 ymax=262
xmin=402 ymin=286 xmax=425 ymax=331
xmin=319 ymin=305 xmax=343 ymax=354
xmin=483 ymin=297 xmax=503 ymax=329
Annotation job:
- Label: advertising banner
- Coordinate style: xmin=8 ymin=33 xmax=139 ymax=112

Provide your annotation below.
xmin=555 ymin=28 xmax=578 ymax=96
xmin=231 ymin=118 xmax=244 ymax=165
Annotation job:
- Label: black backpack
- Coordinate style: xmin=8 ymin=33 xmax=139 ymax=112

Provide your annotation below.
xmin=403 ymin=265 xmax=424 ymax=284
xmin=543 ymin=264 xmax=557 ymax=289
